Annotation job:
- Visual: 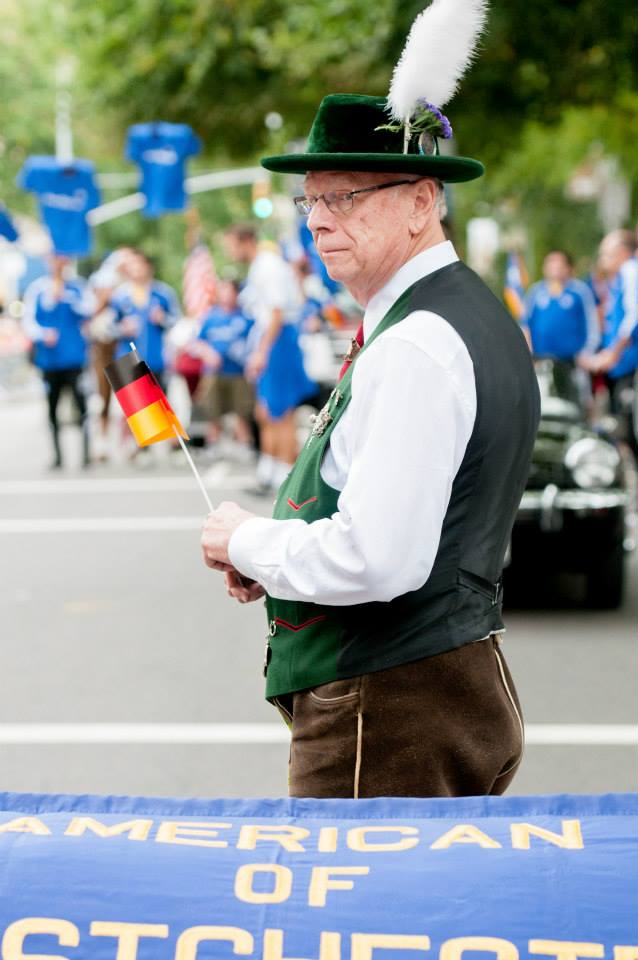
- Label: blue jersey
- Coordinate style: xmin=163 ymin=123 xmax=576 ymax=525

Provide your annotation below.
xmin=602 ymin=258 xmax=638 ymax=379
xmin=22 ymin=277 xmax=92 ymax=371
xmin=112 ymin=281 xmax=180 ymax=374
xmin=125 ymin=123 xmax=201 ymax=218
xmin=522 ymin=279 xmax=599 ymax=360
xmin=16 ymin=157 xmax=100 ymax=256
xmin=198 ymin=306 xmax=254 ymax=376
xmin=0 ymin=204 xmax=18 ymax=242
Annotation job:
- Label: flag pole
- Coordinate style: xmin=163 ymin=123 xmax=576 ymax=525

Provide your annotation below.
xmin=172 ymin=425 xmax=214 ymax=513
xmin=127 ymin=341 xmax=214 ymax=513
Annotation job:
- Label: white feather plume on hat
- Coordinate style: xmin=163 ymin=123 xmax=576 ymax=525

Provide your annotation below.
xmin=388 ymin=0 xmax=488 ymax=123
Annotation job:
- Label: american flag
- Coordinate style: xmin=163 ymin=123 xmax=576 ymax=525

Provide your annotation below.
xmin=182 ymin=243 xmax=217 ymax=320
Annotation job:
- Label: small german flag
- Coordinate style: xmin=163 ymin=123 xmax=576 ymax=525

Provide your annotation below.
xmin=104 ymin=349 xmax=188 ymax=447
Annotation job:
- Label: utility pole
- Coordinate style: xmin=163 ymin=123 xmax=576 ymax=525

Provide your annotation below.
xmin=55 ymin=57 xmax=76 ymax=163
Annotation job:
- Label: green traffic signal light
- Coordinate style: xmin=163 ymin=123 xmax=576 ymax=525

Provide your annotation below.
xmin=253 ymin=197 xmax=273 ymax=218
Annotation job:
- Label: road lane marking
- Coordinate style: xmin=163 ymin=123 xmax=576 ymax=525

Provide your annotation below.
xmin=0 ymin=474 xmax=250 ymax=496
xmin=0 ymin=723 xmax=634 ymax=745
xmin=0 ymin=517 xmax=203 ymax=533
xmin=0 ymin=724 xmax=290 ymax=744
xmin=524 ymin=724 xmax=638 ymax=745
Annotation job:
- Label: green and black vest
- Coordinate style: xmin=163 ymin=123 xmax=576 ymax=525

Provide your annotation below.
xmin=263 ymin=261 xmax=540 ymax=699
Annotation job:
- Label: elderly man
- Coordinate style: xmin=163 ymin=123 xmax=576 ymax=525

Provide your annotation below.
xmin=201 ymin=93 xmax=540 ymax=798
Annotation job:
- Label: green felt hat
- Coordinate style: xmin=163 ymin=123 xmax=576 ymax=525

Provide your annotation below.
xmin=261 ymin=94 xmax=483 ymax=183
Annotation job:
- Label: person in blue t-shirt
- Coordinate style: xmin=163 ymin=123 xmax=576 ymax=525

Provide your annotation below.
xmin=191 ymin=279 xmax=255 ymax=450
xmin=125 ymin=123 xmax=201 ymax=218
xmin=585 ymin=230 xmax=638 ymax=456
xmin=22 ymin=256 xmax=95 ymax=469
xmin=522 ymin=250 xmax=600 ymax=362
xmin=17 ymin=157 xmax=100 ymax=256
xmin=110 ymin=249 xmax=180 ymax=388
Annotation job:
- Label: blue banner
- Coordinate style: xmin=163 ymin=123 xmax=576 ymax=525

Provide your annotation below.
xmin=0 ymin=792 xmax=635 ymax=958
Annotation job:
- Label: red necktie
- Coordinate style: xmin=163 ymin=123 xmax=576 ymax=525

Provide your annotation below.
xmin=338 ymin=322 xmax=364 ymax=381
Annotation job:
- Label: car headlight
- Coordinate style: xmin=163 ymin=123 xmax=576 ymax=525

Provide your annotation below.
xmin=564 ymin=438 xmax=620 ymax=489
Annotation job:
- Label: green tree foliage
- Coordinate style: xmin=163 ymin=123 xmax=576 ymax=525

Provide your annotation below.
xmin=71 ymin=0 xmax=393 ymax=156
xmin=68 ymin=0 xmax=638 ymax=168
xmin=0 ymin=2 xmax=61 ymax=206
xmin=390 ymin=0 xmax=638 ymax=170
xmin=4 ymin=0 xmax=638 ymax=282
xmin=0 ymin=0 xmax=123 ymax=211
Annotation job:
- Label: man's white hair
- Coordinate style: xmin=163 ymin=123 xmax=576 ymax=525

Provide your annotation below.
xmin=432 ymin=178 xmax=448 ymax=219
xmin=375 ymin=171 xmax=448 ymax=220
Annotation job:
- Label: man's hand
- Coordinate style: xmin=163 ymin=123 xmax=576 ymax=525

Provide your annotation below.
xmin=225 ymin=569 xmax=265 ymax=604
xmin=201 ymin=501 xmax=256 ymax=572
xmin=42 ymin=328 xmax=59 ymax=347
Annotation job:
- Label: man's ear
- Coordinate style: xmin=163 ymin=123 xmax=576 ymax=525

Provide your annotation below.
xmin=408 ymin=180 xmax=437 ymax=235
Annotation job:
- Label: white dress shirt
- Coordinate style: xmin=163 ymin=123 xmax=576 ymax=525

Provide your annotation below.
xmin=238 ymin=247 xmax=302 ymax=332
xmin=229 ymin=241 xmax=477 ymax=605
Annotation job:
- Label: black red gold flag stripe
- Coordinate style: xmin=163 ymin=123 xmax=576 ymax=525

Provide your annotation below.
xmin=103 ymin=350 xmax=188 ymax=447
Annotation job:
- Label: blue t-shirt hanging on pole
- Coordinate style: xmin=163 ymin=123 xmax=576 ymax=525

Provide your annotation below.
xmin=16 ymin=157 xmax=100 ymax=257
xmin=125 ymin=122 xmax=201 ymax=218
xmin=0 ymin=204 xmax=18 ymax=242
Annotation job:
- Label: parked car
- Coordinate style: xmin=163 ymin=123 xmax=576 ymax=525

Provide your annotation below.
xmin=509 ymin=358 xmax=634 ymax=609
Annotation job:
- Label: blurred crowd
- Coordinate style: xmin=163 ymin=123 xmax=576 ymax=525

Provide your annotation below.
xmin=3 ymin=221 xmax=638 ymax=482
xmin=9 ymin=224 xmax=357 ymax=490
xmin=518 ymin=228 xmax=638 ymax=459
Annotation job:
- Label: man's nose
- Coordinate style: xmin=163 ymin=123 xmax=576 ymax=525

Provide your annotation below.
xmin=307 ymin=196 xmax=336 ymax=234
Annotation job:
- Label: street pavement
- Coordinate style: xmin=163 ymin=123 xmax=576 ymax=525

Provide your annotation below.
xmin=0 ymin=393 xmax=637 ymax=799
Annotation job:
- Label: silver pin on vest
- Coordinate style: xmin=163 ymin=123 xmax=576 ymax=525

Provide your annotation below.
xmin=310 ymin=405 xmax=333 ymax=437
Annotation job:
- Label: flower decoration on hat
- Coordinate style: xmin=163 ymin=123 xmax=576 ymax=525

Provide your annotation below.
xmin=376 ymin=0 xmax=488 ymax=155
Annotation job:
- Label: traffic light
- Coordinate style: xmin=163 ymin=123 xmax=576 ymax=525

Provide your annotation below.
xmin=252 ymin=179 xmax=273 ymax=219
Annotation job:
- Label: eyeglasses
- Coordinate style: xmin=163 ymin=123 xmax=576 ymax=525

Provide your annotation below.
xmin=293 ymin=179 xmax=423 ymax=216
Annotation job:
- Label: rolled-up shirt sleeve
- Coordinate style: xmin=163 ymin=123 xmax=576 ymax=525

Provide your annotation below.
xmin=229 ymin=327 xmax=476 ymax=605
